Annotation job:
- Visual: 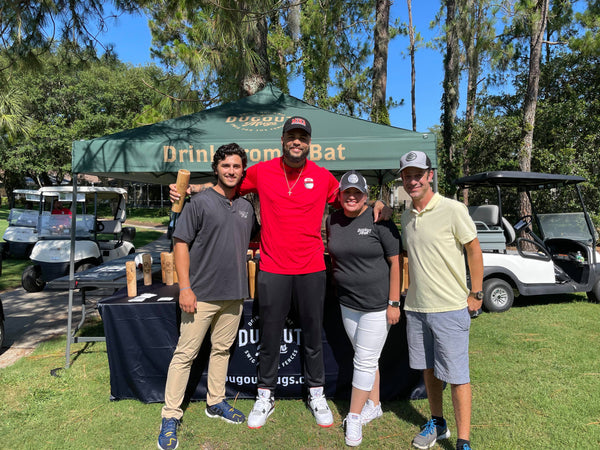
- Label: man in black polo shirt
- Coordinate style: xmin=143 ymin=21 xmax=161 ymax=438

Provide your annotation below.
xmin=158 ymin=143 xmax=259 ymax=450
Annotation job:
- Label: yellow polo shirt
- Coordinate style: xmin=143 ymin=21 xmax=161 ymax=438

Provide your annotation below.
xmin=401 ymin=193 xmax=477 ymax=312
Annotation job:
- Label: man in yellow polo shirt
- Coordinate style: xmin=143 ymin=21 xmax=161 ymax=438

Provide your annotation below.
xmin=400 ymin=151 xmax=483 ymax=450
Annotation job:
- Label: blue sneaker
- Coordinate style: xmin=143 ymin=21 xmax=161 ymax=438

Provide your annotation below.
xmin=457 ymin=444 xmax=472 ymax=450
xmin=412 ymin=418 xmax=451 ymax=449
xmin=205 ymin=400 xmax=246 ymax=424
xmin=157 ymin=417 xmax=179 ymax=450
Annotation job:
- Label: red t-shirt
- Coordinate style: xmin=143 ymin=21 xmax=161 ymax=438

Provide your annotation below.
xmin=52 ymin=207 xmax=71 ymax=215
xmin=240 ymin=157 xmax=339 ymax=274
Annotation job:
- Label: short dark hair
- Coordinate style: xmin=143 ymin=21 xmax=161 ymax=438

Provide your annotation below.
xmin=211 ymin=143 xmax=248 ymax=173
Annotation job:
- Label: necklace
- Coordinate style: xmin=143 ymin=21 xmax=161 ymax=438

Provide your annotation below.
xmin=283 ymin=162 xmax=305 ymax=196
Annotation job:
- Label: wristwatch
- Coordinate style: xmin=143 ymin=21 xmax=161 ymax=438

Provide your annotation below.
xmin=470 ymin=290 xmax=484 ymax=300
xmin=388 ymin=300 xmax=400 ymax=307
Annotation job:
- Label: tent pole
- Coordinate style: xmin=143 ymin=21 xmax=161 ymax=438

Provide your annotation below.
xmin=65 ymin=173 xmax=78 ymax=369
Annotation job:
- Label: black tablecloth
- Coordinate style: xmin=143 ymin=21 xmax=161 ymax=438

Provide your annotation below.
xmin=98 ymin=283 xmax=424 ymax=403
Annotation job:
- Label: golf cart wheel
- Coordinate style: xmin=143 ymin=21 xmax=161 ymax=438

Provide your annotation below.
xmin=22 ymin=265 xmax=46 ymax=293
xmin=586 ymin=279 xmax=600 ymax=303
xmin=482 ymin=278 xmax=514 ymax=313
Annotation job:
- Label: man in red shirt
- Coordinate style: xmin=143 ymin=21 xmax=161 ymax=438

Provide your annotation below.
xmin=51 ymin=200 xmax=71 ymax=215
xmin=171 ymin=116 xmax=389 ymax=430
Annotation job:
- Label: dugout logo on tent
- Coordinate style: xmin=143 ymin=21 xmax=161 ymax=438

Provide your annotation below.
xmin=225 ymin=112 xmax=288 ymax=132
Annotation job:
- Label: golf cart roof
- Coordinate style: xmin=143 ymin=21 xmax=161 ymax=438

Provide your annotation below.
xmin=454 ymin=171 xmax=586 ymax=189
xmin=38 ymin=186 xmax=127 ymax=195
xmin=12 ymin=189 xmax=41 ymax=202
xmin=13 ymin=189 xmax=40 ymax=195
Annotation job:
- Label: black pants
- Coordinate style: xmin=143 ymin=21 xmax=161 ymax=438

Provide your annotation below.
xmin=256 ymin=270 xmax=326 ymax=390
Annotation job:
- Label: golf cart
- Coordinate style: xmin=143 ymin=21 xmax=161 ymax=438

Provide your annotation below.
xmin=2 ymin=189 xmax=41 ymax=259
xmin=454 ymin=171 xmax=600 ymax=312
xmin=22 ymin=186 xmax=136 ymax=292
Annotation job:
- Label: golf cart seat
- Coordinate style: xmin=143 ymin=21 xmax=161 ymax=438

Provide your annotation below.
xmin=468 ymin=205 xmax=507 ymax=252
xmin=96 ymin=220 xmax=124 ymax=253
xmin=502 ymin=217 xmax=516 ymax=245
xmin=97 ymin=220 xmax=122 ymax=235
xmin=468 ymin=205 xmax=500 ymax=229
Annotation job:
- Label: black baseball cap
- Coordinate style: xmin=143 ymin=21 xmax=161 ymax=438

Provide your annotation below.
xmin=339 ymin=170 xmax=368 ymax=193
xmin=282 ymin=116 xmax=312 ymax=136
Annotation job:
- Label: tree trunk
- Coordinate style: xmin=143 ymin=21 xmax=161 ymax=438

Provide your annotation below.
xmin=407 ymin=0 xmax=417 ymax=131
xmin=519 ymin=0 xmax=549 ymax=217
xmin=240 ymin=10 xmax=271 ymax=96
xmin=371 ymin=0 xmax=391 ymax=125
xmin=441 ymin=0 xmax=460 ymax=197
xmin=462 ymin=0 xmax=482 ymax=205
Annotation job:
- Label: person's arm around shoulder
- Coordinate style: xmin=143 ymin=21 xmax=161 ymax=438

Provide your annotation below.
xmin=173 ymin=237 xmax=196 ymax=314
xmin=386 ymin=254 xmax=401 ymax=325
xmin=371 ymin=200 xmax=393 ymax=222
xmin=169 ymin=182 xmax=214 ymax=203
xmin=464 ymin=237 xmax=484 ymax=314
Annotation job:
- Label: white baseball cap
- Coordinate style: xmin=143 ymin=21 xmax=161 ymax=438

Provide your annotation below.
xmin=399 ymin=151 xmax=432 ymax=171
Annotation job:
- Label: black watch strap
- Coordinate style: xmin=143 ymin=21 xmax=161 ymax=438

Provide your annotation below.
xmin=470 ymin=290 xmax=484 ymax=300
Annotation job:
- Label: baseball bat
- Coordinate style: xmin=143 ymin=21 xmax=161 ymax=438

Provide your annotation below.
xmin=142 ymin=253 xmax=152 ymax=286
xmin=126 ymin=260 xmax=137 ymax=297
xmin=164 ymin=252 xmax=174 ymax=286
xmin=160 ymin=252 xmax=167 ymax=283
xmin=248 ymin=260 xmax=256 ymax=299
xmin=167 ymin=169 xmax=191 ymax=243
xmin=172 ymin=252 xmax=179 ymax=284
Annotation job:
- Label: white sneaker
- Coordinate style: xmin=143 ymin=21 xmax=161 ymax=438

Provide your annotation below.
xmin=344 ymin=413 xmax=363 ymax=446
xmin=360 ymin=399 xmax=383 ymax=425
xmin=247 ymin=388 xmax=274 ymax=429
xmin=307 ymin=386 xmax=334 ymax=428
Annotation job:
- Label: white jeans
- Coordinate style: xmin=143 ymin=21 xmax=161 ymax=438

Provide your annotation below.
xmin=341 ymin=305 xmax=391 ymax=391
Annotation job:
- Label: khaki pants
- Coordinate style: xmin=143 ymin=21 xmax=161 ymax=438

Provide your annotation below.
xmin=161 ymin=299 xmax=243 ymax=419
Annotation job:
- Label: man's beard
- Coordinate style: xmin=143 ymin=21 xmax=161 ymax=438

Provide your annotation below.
xmin=283 ymin=146 xmax=307 ymax=165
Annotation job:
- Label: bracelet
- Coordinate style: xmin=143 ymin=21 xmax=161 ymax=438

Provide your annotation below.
xmin=180 ymin=286 xmax=191 ymax=291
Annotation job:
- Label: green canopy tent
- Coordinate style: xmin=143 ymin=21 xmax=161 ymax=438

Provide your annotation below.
xmin=64 ymin=84 xmax=437 ymax=368
xmin=72 ymin=84 xmax=436 ymax=186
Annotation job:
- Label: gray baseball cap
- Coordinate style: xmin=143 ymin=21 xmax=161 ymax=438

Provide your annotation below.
xmin=399 ymin=151 xmax=432 ymax=171
xmin=339 ymin=170 xmax=368 ymax=193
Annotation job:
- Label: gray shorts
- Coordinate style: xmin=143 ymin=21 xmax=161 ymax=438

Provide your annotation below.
xmin=405 ymin=308 xmax=471 ymax=385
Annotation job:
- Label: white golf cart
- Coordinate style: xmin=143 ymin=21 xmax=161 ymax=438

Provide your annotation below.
xmin=22 ymin=186 xmax=136 ymax=292
xmin=454 ymin=171 xmax=600 ymax=312
xmin=2 ymin=189 xmax=41 ymax=259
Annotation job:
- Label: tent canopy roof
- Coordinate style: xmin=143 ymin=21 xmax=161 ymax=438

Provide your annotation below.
xmin=72 ymin=84 xmax=436 ymax=185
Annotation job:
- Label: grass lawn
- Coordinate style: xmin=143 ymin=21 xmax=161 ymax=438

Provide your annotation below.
xmin=0 ymin=295 xmax=599 ymax=448
xmin=2 ymin=203 xmax=599 ymax=447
